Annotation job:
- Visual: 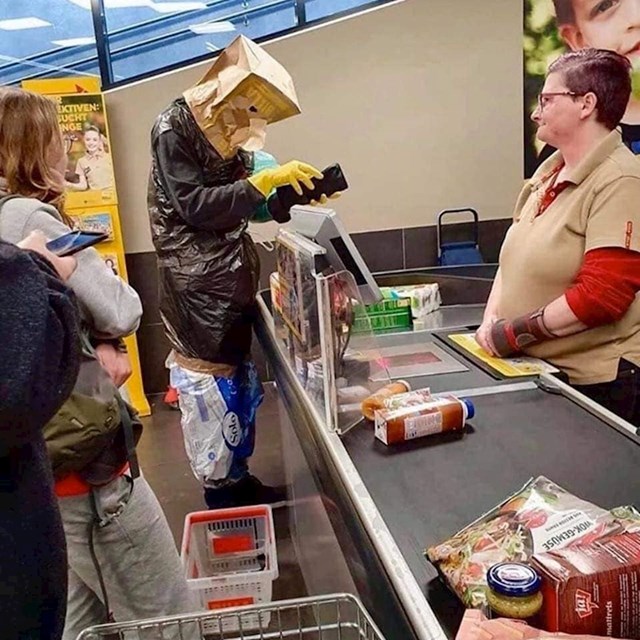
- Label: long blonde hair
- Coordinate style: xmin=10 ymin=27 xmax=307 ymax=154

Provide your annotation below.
xmin=0 ymin=87 xmax=68 ymax=215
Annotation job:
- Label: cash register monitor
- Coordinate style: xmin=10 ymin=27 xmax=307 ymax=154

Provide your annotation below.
xmin=289 ymin=206 xmax=382 ymax=305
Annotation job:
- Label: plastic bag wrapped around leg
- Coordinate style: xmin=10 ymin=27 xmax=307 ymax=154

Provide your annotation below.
xmin=169 ymin=360 xmax=264 ymax=486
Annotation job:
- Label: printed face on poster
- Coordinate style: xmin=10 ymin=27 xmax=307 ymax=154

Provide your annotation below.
xmin=523 ymin=0 xmax=640 ymax=177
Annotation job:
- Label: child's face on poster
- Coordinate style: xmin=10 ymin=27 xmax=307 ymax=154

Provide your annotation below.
xmin=560 ymin=0 xmax=640 ymax=65
xmin=84 ymin=130 xmax=101 ymax=154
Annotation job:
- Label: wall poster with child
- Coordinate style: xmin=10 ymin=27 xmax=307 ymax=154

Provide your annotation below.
xmin=524 ymin=0 xmax=640 ymax=177
xmin=57 ymin=93 xmax=116 ymax=207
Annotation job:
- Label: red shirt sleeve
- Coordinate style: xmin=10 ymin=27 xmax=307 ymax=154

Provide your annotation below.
xmin=565 ymin=248 xmax=640 ymax=327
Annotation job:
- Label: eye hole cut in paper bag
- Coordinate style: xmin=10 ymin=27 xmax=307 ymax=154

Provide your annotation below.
xmin=183 ymin=35 xmax=301 ymax=159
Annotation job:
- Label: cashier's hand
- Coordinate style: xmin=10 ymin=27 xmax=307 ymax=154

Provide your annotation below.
xmin=475 ymin=316 xmax=498 ymax=357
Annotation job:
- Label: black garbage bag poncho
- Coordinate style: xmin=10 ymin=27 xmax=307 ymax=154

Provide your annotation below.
xmin=148 ymin=97 xmax=266 ymax=365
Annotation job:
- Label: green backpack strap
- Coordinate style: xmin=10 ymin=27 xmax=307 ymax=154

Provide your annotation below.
xmin=117 ymin=395 xmax=140 ymax=480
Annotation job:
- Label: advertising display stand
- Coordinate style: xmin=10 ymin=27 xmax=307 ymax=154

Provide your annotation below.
xmin=22 ymin=77 xmax=150 ymax=416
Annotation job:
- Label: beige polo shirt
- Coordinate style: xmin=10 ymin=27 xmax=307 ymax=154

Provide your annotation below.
xmin=499 ymin=129 xmax=640 ymax=384
xmin=76 ymin=151 xmax=114 ymax=191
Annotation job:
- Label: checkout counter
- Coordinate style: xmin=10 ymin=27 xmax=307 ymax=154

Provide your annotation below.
xmin=254 ymin=211 xmax=640 ymax=640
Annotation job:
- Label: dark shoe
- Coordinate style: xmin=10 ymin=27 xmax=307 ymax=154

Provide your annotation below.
xmin=230 ymin=475 xmax=288 ymax=509
xmin=204 ymin=476 xmax=288 ymax=510
xmin=204 ymin=485 xmax=237 ymax=510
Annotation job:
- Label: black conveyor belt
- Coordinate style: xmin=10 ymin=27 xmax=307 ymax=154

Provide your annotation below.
xmin=342 ymin=388 xmax=640 ymax=637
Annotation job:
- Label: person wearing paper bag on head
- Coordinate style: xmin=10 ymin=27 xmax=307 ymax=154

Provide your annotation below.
xmin=476 ymin=49 xmax=640 ymax=427
xmin=148 ymin=35 xmax=335 ymax=510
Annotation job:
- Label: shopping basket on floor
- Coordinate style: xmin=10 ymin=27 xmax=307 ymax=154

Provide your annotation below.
xmin=181 ymin=506 xmax=278 ymax=633
xmin=75 ymin=592 xmax=387 ymax=639
xmin=437 ymin=207 xmax=484 ymax=266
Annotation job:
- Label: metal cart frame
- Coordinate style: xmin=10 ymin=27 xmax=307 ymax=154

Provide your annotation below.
xmin=76 ymin=593 xmax=386 ymax=640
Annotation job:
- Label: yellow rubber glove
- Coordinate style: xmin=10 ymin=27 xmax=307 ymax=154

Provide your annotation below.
xmin=248 ymin=160 xmax=323 ymax=197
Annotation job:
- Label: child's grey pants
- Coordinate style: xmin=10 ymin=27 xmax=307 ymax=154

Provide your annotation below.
xmin=58 ymin=473 xmax=196 ymax=640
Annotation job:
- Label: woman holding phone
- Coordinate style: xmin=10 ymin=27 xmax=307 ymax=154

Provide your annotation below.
xmin=0 ymin=87 xmax=194 ymax=639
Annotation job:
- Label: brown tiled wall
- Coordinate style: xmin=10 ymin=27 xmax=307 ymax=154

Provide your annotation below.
xmin=126 ymin=218 xmax=511 ymax=395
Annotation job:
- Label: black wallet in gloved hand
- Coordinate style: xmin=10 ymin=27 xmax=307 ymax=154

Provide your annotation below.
xmin=275 ymin=163 xmax=349 ymax=212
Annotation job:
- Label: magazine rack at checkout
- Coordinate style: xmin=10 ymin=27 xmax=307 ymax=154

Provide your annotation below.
xmin=271 ymin=229 xmax=390 ymax=436
xmin=75 ymin=592 xmax=388 ymax=639
xmin=180 ymin=506 xmax=278 ymax=633
xmin=437 ymin=207 xmax=484 ymax=266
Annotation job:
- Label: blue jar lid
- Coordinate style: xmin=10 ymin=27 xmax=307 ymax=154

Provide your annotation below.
xmin=487 ymin=563 xmax=541 ymax=597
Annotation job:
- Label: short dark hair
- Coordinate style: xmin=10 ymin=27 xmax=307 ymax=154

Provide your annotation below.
xmin=548 ymin=49 xmax=632 ymax=130
xmin=552 ymin=0 xmax=575 ymax=24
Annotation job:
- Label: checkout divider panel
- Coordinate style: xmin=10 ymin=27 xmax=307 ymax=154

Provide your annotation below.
xmin=342 ymin=388 xmax=640 ymax=636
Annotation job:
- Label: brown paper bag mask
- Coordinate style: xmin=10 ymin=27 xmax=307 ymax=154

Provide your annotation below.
xmin=184 ymin=35 xmax=301 ymax=158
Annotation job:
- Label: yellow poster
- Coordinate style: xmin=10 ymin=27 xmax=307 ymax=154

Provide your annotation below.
xmin=22 ymin=77 xmax=101 ymax=95
xmin=55 ymin=93 xmax=117 ymax=208
xmin=448 ymin=333 xmax=559 ymax=378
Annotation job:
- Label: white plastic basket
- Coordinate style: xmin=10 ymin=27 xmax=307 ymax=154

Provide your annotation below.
xmin=180 ymin=505 xmax=278 ymax=633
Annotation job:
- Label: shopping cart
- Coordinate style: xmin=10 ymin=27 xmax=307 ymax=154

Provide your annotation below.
xmin=76 ymin=592 xmax=387 ymax=639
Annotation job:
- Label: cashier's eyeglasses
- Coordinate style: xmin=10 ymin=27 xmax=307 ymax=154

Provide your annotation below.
xmin=537 ymin=91 xmax=585 ymax=110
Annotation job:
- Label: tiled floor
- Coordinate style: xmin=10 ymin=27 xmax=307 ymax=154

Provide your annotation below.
xmin=137 ymin=383 xmax=307 ymax=602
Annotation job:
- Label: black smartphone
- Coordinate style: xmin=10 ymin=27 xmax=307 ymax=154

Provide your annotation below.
xmin=276 ymin=163 xmax=349 ymax=212
xmin=46 ymin=230 xmax=109 ymax=257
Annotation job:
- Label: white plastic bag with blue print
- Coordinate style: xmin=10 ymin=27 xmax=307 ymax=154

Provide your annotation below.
xmin=168 ymin=359 xmax=264 ymax=486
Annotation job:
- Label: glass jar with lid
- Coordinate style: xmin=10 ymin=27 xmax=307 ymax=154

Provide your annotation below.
xmin=486 ymin=562 xmax=543 ymax=620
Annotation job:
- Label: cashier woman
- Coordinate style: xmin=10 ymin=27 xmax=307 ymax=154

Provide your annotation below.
xmin=476 ymin=49 xmax=640 ymax=427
